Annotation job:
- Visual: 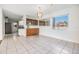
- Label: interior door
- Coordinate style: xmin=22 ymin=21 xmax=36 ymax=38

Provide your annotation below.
xmin=5 ymin=23 xmax=12 ymax=34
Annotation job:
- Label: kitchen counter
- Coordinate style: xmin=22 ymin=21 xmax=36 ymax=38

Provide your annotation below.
xmin=26 ymin=28 xmax=39 ymax=36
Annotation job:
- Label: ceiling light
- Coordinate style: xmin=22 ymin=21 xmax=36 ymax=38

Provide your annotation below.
xmin=37 ymin=6 xmax=43 ymax=20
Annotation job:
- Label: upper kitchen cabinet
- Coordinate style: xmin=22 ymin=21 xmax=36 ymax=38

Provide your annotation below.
xmin=26 ymin=18 xmax=38 ymax=25
xmin=39 ymin=20 xmax=49 ymax=26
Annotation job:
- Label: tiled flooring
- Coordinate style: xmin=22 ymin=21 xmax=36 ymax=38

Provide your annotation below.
xmin=0 ymin=34 xmax=79 ymax=54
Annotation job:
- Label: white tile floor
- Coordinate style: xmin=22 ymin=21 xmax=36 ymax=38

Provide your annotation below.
xmin=0 ymin=34 xmax=79 ymax=54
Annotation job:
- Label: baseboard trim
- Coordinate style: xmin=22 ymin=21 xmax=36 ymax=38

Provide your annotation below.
xmin=39 ymin=34 xmax=79 ymax=44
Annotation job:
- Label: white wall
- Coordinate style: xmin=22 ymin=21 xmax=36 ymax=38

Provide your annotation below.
xmin=0 ymin=8 xmax=5 ymax=40
xmin=12 ymin=22 xmax=18 ymax=33
xmin=39 ymin=6 xmax=79 ymax=43
xmin=2 ymin=11 xmax=5 ymax=38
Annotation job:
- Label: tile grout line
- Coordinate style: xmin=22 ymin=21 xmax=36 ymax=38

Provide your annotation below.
xmin=3 ymin=35 xmax=79 ymax=54
xmin=59 ymin=42 xmax=67 ymax=54
xmin=6 ymin=36 xmax=8 ymax=54
xmin=12 ymin=36 xmax=18 ymax=54
xmin=16 ymin=37 xmax=30 ymax=54
xmin=6 ymin=36 xmax=18 ymax=54
xmin=23 ymin=36 xmax=51 ymax=54
xmin=72 ymin=43 xmax=76 ymax=54
xmin=22 ymin=36 xmax=47 ymax=53
xmin=17 ymin=36 xmax=42 ymax=54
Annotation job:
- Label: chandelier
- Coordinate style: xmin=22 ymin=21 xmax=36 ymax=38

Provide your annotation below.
xmin=37 ymin=7 xmax=43 ymax=20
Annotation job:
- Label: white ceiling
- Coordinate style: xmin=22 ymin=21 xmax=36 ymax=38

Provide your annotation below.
xmin=0 ymin=4 xmax=78 ymax=22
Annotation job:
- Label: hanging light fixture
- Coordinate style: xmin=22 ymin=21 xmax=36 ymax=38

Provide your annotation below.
xmin=37 ymin=6 xmax=43 ymax=20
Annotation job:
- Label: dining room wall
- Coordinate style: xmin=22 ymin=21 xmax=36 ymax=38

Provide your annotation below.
xmin=39 ymin=6 xmax=79 ymax=43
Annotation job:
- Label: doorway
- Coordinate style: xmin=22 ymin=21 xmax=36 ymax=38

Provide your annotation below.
xmin=5 ymin=23 xmax=12 ymax=34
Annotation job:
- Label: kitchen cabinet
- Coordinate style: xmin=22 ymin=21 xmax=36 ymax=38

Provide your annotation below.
xmin=27 ymin=28 xmax=39 ymax=36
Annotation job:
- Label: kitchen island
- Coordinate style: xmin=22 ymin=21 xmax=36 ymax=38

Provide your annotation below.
xmin=26 ymin=28 xmax=39 ymax=36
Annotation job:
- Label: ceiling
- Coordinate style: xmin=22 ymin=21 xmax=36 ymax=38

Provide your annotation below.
xmin=0 ymin=4 xmax=78 ymax=22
